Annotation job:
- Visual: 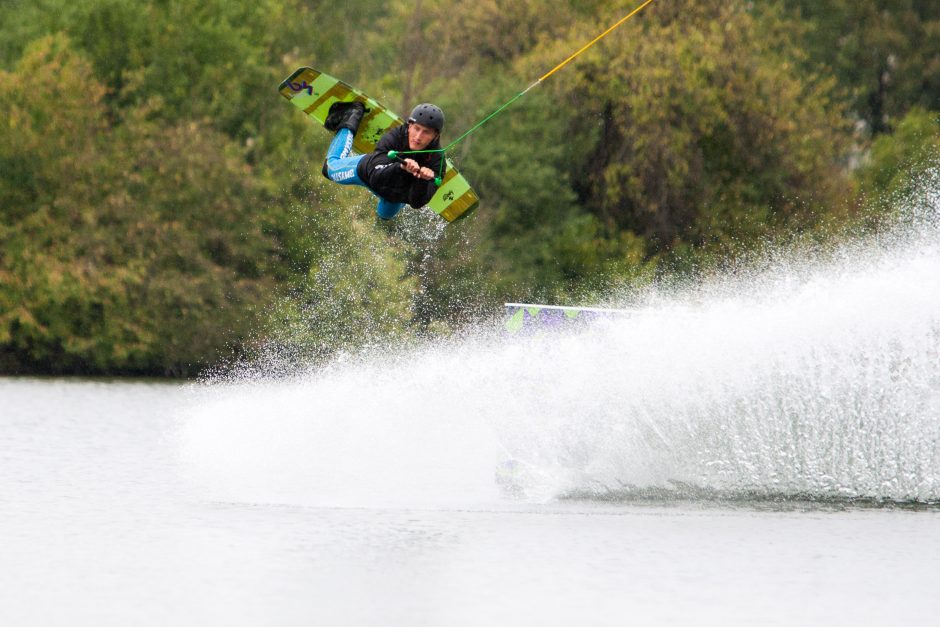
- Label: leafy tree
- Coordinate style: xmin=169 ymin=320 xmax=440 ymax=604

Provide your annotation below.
xmin=857 ymin=107 xmax=940 ymax=206
xmin=1 ymin=36 xmax=277 ymax=374
xmin=775 ymin=0 xmax=940 ymax=135
xmin=542 ymin=0 xmax=854 ymax=258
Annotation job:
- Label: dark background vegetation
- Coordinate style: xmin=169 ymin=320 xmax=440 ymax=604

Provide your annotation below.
xmin=1 ymin=0 xmax=938 ymax=375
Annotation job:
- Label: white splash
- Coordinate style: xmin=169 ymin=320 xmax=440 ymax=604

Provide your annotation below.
xmin=179 ymin=174 xmax=940 ymax=507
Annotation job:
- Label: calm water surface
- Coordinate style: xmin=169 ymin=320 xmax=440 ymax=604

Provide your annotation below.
xmin=1 ymin=378 xmax=937 ymax=626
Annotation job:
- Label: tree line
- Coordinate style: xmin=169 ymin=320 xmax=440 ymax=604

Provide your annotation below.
xmin=1 ymin=0 xmax=938 ymax=375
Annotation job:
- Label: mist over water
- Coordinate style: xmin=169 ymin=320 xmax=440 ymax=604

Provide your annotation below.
xmin=180 ymin=175 xmax=940 ymax=507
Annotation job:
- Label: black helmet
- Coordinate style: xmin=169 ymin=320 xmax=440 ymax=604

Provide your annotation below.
xmin=408 ymin=103 xmax=444 ymax=131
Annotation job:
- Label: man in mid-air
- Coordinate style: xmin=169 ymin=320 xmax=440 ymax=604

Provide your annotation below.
xmin=321 ymin=101 xmax=445 ymax=220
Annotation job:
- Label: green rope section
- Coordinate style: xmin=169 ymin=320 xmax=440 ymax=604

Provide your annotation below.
xmin=390 ymin=87 xmax=533 ymax=157
xmin=442 ymin=87 xmax=533 ymax=152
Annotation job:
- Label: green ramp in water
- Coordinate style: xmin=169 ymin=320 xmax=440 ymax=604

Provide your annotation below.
xmin=503 ymin=303 xmax=636 ymax=333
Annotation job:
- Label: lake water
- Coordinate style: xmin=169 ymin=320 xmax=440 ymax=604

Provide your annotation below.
xmin=2 ymin=368 xmax=938 ymax=625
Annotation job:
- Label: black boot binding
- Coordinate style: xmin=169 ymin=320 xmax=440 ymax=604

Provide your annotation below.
xmin=324 ymin=101 xmax=366 ymax=133
xmin=322 ymin=102 xmax=366 ymax=179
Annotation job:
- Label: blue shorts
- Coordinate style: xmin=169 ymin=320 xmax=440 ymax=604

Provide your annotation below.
xmin=325 ymin=129 xmax=405 ymax=220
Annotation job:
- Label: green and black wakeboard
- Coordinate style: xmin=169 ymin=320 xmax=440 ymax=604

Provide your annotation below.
xmin=279 ymin=67 xmax=479 ymax=222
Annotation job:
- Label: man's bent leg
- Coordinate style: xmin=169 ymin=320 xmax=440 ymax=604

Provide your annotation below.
xmin=375 ymin=198 xmax=405 ymax=220
xmin=324 ymin=128 xmax=365 ymax=186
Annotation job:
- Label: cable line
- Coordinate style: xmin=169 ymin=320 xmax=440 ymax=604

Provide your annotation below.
xmin=390 ymin=0 xmax=658 ymax=183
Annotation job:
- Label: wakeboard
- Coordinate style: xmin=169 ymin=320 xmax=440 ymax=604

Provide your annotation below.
xmin=278 ymin=66 xmax=479 ymax=222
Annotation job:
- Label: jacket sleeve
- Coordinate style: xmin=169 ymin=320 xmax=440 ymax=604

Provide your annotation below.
xmin=408 ymin=137 xmax=445 ymax=208
xmin=369 ymin=161 xmax=403 ymax=187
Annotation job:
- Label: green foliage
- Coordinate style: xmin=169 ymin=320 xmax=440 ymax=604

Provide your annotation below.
xmin=857 ymin=107 xmax=940 ymax=204
xmin=0 ymin=35 xmax=277 ymax=374
xmin=774 ymin=0 xmax=940 ymax=135
xmin=555 ymin=0 xmax=852 ymax=257
xmin=1 ymin=0 xmax=937 ymax=376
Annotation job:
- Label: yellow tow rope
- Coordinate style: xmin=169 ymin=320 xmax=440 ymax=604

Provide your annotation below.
xmin=391 ymin=0 xmax=659 ymax=181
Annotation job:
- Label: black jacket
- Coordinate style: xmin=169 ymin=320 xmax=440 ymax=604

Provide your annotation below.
xmin=357 ymin=124 xmax=445 ymax=208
